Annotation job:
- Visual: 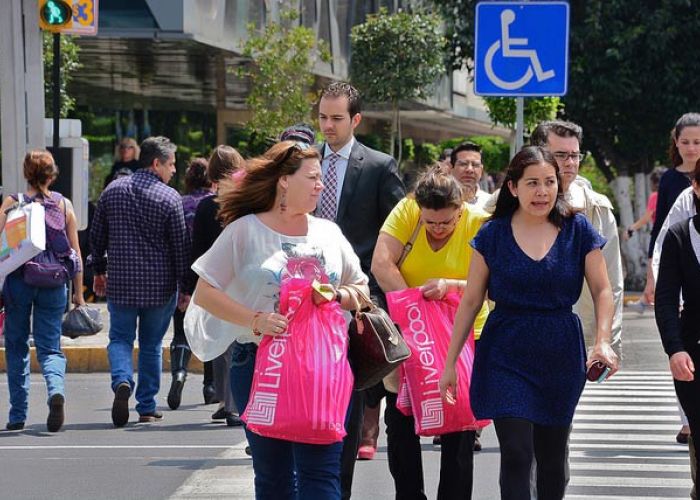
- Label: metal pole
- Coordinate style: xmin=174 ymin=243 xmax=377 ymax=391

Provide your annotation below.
xmin=515 ymin=97 xmax=524 ymax=152
xmin=52 ymin=33 xmax=60 ymax=151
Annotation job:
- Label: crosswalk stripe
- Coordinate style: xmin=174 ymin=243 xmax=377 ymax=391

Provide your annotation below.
xmin=567 ymin=370 xmax=692 ymax=498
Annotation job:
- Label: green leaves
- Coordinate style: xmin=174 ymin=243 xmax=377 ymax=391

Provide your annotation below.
xmin=237 ymin=6 xmax=329 ymax=144
xmin=350 ymin=8 xmax=447 ymax=105
xmin=43 ymin=32 xmax=82 ymax=118
xmin=484 ymin=96 xmax=562 ymax=131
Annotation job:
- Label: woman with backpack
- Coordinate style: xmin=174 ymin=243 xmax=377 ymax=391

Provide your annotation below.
xmin=0 ymin=150 xmax=85 ymax=432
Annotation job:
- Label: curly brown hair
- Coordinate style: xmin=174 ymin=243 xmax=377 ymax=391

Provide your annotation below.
xmin=217 ymin=141 xmax=321 ymax=225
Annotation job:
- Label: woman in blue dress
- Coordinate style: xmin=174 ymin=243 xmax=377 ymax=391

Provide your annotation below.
xmin=439 ymin=146 xmax=619 ymax=500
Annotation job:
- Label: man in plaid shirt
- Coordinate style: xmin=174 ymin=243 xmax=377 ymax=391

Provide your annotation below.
xmin=90 ymin=136 xmax=190 ymax=427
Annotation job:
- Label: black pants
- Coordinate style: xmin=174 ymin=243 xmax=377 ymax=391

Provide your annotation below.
xmin=341 ymin=389 xmax=365 ymax=499
xmin=494 ymin=418 xmax=570 ymax=500
xmin=674 ymin=351 xmax=700 ymax=496
xmin=385 ymin=392 xmax=475 ymax=500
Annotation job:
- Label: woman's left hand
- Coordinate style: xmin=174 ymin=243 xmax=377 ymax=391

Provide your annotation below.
xmin=587 ymin=341 xmax=619 ymax=379
xmin=312 ymin=284 xmax=337 ymax=306
xmin=421 ymin=278 xmax=448 ymax=300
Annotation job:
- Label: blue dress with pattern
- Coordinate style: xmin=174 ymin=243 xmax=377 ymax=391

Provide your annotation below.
xmin=469 ymin=213 xmax=606 ymax=426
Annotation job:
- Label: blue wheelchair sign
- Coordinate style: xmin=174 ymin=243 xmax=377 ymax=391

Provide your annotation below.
xmin=474 ymin=2 xmax=569 ymax=96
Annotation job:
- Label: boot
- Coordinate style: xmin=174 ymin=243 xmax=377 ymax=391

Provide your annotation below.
xmin=167 ymin=346 xmax=191 ymax=410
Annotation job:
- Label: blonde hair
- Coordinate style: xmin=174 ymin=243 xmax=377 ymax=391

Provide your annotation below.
xmin=115 ymin=137 xmax=140 ymax=162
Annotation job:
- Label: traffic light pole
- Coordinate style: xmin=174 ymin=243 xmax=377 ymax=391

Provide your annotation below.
xmin=52 ymin=33 xmax=61 ymax=151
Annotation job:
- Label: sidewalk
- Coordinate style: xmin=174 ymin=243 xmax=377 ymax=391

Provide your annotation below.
xmin=1 ymin=293 xmax=649 ymax=374
xmin=0 ymin=302 xmax=205 ymax=373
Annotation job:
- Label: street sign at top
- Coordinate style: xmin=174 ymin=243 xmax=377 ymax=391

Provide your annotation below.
xmin=38 ymin=0 xmax=98 ymax=36
xmin=474 ymin=1 xmax=569 ymax=97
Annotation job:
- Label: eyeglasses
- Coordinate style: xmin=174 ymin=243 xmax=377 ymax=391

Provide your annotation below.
xmin=422 ymin=212 xmax=461 ymax=229
xmin=119 ymin=145 xmax=135 ymax=150
xmin=454 ymin=160 xmax=483 ymax=168
xmin=552 ymin=152 xmax=585 ymax=163
xmin=279 ymin=141 xmax=311 ymax=165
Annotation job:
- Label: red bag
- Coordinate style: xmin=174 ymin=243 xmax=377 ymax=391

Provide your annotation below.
xmin=387 ymin=288 xmax=489 ymax=436
xmin=242 ymin=278 xmax=354 ymax=444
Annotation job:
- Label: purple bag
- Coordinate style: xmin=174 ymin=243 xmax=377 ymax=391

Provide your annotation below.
xmin=19 ymin=192 xmax=80 ymax=288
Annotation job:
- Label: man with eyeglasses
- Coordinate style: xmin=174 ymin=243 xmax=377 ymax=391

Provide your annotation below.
xmin=530 ymin=120 xmax=623 ymax=361
xmin=450 ymin=142 xmax=492 ymax=210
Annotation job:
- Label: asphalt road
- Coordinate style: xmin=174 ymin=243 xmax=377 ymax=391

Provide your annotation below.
xmin=0 ymin=307 xmax=690 ymax=499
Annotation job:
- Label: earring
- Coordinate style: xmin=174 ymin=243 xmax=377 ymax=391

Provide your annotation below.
xmin=279 ymin=189 xmax=287 ymax=213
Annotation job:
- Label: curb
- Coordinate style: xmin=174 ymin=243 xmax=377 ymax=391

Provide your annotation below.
xmin=0 ymin=346 xmax=205 ymax=374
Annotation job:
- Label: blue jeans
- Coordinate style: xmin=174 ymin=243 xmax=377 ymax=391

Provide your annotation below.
xmin=230 ymin=341 xmax=344 ymax=500
xmin=2 ymin=275 xmax=67 ymax=424
xmin=107 ymin=294 xmax=176 ymax=415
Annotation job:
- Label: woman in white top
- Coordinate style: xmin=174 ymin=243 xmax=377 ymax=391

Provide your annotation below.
xmin=192 ymin=141 xmax=369 ymax=500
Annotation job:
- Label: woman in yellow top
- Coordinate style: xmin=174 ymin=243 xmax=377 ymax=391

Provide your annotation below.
xmin=371 ymin=167 xmax=488 ymax=500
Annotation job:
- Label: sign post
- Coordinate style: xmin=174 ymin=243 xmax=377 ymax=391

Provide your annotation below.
xmin=474 ymin=1 xmax=569 ymax=152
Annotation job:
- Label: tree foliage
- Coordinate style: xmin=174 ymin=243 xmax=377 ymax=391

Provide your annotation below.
xmin=43 ymin=33 xmax=82 ymax=118
xmin=238 ymin=7 xmax=329 ymax=148
xmin=350 ymin=9 xmax=446 ymax=162
xmin=484 ymin=96 xmax=562 ymax=132
xmin=432 ymin=0 xmax=700 ymax=179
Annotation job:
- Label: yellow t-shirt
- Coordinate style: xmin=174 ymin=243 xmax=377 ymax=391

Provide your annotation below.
xmin=381 ymin=197 xmax=489 ymax=338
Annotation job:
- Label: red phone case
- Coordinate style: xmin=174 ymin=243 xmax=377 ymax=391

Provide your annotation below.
xmin=586 ymin=361 xmax=607 ymax=382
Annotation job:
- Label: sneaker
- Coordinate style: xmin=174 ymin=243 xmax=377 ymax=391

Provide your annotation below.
xmin=47 ymin=393 xmax=65 ymax=432
xmin=357 ymin=445 xmax=376 ymax=460
xmin=5 ymin=422 xmax=25 ymax=431
xmin=138 ymin=411 xmax=164 ymax=423
xmin=226 ymin=413 xmax=243 ymax=427
xmin=111 ymin=382 xmax=131 ymax=428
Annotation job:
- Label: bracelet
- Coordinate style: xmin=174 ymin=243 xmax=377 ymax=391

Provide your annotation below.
xmin=251 ymin=311 xmax=263 ymax=337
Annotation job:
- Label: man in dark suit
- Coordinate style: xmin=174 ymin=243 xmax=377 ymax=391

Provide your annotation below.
xmin=316 ymin=82 xmax=405 ymax=499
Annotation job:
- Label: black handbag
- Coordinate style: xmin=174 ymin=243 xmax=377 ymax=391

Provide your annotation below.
xmin=61 ymin=305 xmax=103 ymax=339
xmin=341 ymin=284 xmax=411 ymax=391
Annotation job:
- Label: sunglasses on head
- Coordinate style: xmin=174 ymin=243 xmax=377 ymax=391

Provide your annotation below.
xmin=279 ymin=141 xmax=311 ymax=165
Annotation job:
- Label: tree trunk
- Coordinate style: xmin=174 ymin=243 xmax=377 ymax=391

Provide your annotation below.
xmin=389 ymin=101 xmax=397 ymax=159
xmin=610 ymin=175 xmax=646 ymax=291
xmin=396 ymin=106 xmax=403 ymax=166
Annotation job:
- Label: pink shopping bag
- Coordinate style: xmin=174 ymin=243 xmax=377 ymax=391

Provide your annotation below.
xmin=242 ymin=278 xmax=354 ymax=444
xmin=387 ymin=288 xmax=489 ymax=436
xmin=396 ymin=370 xmax=413 ymax=416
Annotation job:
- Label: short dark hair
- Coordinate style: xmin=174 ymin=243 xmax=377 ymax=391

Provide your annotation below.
xmin=414 ymin=165 xmax=464 ymax=210
xmin=530 ymin=120 xmax=583 ymax=147
xmin=280 ymin=123 xmax=316 ymax=145
xmin=321 ymin=82 xmax=362 ymax=117
xmin=649 ymin=166 xmax=666 ymax=189
xmin=492 ymin=146 xmax=575 ymax=229
xmin=140 ymin=136 xmax=177 ymax=169
xmin=184 ymin=157 xmax=211 ymax=193
xmin=450 ymin=142 xmax=482 ymax=166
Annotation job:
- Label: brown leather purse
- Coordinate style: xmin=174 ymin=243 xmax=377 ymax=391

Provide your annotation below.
xmin=340 ymin=284 xmax=411 ymax=391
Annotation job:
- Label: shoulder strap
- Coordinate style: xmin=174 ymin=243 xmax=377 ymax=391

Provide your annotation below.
xmin=397 ymin=215 xmax=423 ymax=268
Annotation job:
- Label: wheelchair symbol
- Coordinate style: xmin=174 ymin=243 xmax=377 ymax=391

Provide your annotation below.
xmin=484 ymin=9 xmax=555 ymax=90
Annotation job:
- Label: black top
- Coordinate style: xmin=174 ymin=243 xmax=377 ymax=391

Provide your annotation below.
xmin=648 ymin=168 xmax=692 ymax=257
xmin=183 ymin=194 xmax=222 ymax=294
xmin=104 ymin=159 xmax=142 ymax=187
xmin=655 ymin=215 xmax=700 ymax=357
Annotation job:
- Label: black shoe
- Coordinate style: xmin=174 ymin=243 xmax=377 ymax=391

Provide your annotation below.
xmin=138 ymin=411 xmax=164 ymax=423
xmin=167 ymin=371 xmax=187 ymax=410
xmin=5 ymin=422 xmax=24 ymax=431
xmin=111 ymin=382 xmax=131 ymax=428
xmin=203 ymin=384 xmax=217 ymax=405
xmin=47 ymin=393 xmax=65 ymax=432
xmin=245 ymin=446 xmax=252 ymax=456
xmin=432 ymin=436 xmax=441 ymax=446
xmin=226 ymin=413 xmax=243 ymax=427
xmin=211 ymin=407 xmax=228 ymax=421
xmin=474 ymin=436 xmax=482 ymax=452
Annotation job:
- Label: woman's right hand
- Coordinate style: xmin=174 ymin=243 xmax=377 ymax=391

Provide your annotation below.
xmin=439 ymin=364 xmax=458 ymax=405
xmin=670 ymin=351 xmax=695 ymax=382
xmin=256 ymin=312 xmax=289 ymax=336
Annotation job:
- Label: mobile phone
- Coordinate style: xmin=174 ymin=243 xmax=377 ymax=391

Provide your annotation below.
xmin=586 ymin=361 xmax=610 ymax=383
xmin=311 ymin=280 xmax=335 ymax=302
